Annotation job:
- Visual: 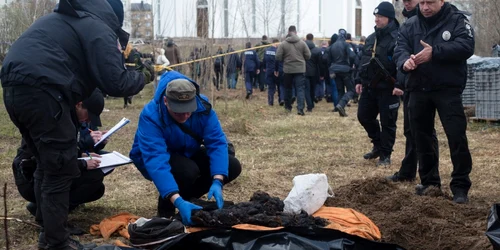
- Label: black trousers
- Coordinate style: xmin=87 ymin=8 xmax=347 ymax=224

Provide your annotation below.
xmin=336 ymin=72 xmax=355 ymax=108
xmin=283 ymin=73 xmax=306 ymax=112
xmin=408 ymin=89 xmax=472 ymax=194
xmin=214 ymin=65 xmax=223 ymax=90
xmin=357 ymin=88 xmax=400 ymax=157
xmin=158 ymin=149 xmax=242 ymax=216
xmin=4 ymin=86 xmax=80 ymax=249
xmin=398 ymin=92 xmax=439 ymax=179
xmin=305 ymin=76 xmax=316 ymax=110
xmin=12 ymin=140 xmax=105 ymax=209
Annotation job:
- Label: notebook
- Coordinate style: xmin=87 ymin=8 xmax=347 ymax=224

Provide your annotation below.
xmin=94 ymin=117 xmax=130 ymax=147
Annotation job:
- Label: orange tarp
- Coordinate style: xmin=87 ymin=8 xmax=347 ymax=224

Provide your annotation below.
xmin=90 ymin=212 xmax=140 ymax=240
xmin=313 ymin=206 xmax=381 ymax=241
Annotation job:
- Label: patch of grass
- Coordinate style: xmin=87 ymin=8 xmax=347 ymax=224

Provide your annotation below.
xmin=1 ymin=84 xmax=499 ymax=248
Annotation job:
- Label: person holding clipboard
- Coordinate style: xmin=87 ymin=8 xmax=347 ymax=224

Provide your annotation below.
xmin=11 ymin=89 xmax=111 ymax=236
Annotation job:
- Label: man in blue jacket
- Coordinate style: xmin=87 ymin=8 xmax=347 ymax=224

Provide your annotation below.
xmin=394 ymin=0 xmax=474 ymax=203
xmin=262 ymin=39 xmax=281 ymax=106
xmin=242 ymin=42 xmax=260 ymax=99
xmin=130 ymin=71 xmax=242 ymax=225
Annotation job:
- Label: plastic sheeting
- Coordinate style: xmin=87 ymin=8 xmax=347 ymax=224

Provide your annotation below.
xmin=157 ymin=227 xmax=405 ymax=250
xmin=487 ymin=204 xmax=500 ymax=250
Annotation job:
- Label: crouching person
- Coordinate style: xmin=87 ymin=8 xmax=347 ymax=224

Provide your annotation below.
xmin=130 ymin=71 xmax=242 ymax=225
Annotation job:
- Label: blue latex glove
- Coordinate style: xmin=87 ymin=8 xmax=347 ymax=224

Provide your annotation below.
xmin=207 ymin=179 xmax=224 ymax=209
xmin=173 ymin=197 xmax=202 ymax=225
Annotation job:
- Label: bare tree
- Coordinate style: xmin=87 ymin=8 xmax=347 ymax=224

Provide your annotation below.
xmin=0 ymin=0 xmax=54 ymax=62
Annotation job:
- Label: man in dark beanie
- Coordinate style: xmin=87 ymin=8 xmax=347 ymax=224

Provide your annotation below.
xmin=1 ymin=0 xmax=151 ymax=248
xmin=355 ymin=1 xmax=403 ymax=167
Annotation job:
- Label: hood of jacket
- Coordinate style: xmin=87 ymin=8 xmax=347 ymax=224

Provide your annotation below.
xmin=305 ymin=40 xmax=316 ymax=50
xmin=160 ymin=48 xmax=165 ymax=54
xmin=285 ymin=34 xmax=301 ymax=43
xmin=55 ymin=0 xmax=121 ymax=33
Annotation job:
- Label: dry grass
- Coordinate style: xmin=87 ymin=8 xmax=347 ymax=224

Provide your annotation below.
xmin=1 ymin=82 xmax=500 ymax=249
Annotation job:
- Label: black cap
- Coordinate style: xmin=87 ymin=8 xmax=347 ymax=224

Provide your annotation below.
xmin=82 ymin=89 xmax=105 ymax=127
xmin=374 ymin=2 xmax=396 ymax=19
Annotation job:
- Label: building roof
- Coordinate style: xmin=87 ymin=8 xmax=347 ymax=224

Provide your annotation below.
xmin=131 ymin=2 xmax=152 ymax=12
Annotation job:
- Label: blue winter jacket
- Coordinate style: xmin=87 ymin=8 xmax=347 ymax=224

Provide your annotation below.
xmin=263 ymin=46 xmax=281 ymax=75
xmin=242 ymin=50 xmax=260 ymax=72
xmin=129 ymin=71 xmax=229 ymax=198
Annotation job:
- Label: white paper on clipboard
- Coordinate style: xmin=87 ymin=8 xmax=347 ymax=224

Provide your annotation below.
xmin=94 ymin=117 xmax=130 ymax=147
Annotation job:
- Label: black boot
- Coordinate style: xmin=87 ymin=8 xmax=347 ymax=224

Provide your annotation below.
xmin=157 ymin=196 xmax=176 ymax=218
xmin=363 ymin=147 xmax=380 ymax=159
xmin=376 ymin=155 xmax=391 ymax=166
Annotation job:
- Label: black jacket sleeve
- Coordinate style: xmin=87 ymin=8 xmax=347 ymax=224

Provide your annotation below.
xmin=82 ymin=23 xmax=146 ymax=97
xmin=394 ymin=23 xmax=413 ymax=73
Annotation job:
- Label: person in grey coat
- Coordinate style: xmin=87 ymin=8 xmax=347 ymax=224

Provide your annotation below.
xmin=276 ymin=25 xmax=311 ymax=115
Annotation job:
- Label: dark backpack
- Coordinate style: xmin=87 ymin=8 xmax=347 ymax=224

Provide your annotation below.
xmin=214 ymin=56 xmax=222 ymax=67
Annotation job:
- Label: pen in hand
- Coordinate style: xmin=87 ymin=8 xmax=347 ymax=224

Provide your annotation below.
xmin=85 ymin=150 xmax=93 ymax=159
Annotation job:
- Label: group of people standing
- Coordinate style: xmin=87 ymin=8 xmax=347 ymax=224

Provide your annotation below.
xmin=247 ymin=0 xmax=474 ymax=207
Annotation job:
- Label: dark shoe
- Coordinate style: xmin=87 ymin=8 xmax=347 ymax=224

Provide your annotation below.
xmin=453 ymin=192 xmax=469 ymax=204
xmin=336 ymin=104 xmax=347 ymax=117
xmin=353 ymin=98 xmax=358 ymax=104
xmin=306 ymin=109 xmax=313 ymax=112
xmin=27 ymin=202 xmax=37 ymax=217
xmin=245 ymin=93 xmax=251 ymax=99
xmin=346 ymin=103 xmax=351 ymax=107
xmin=386 ymin=172 xmax=415 ymax=182
xmin=64 ymin=237 xmax=97 ymax=250
xmin=38 ymin=231 xmax=48 ymax=250
xmin=297 ymin=110 xmax=305 ymax=116
xmin=415 ymin=184 xmax=428 ymax=196
xmin=128 ymin=97 xmax=132 ymax=104
xmin=285 ymin=108 xmax=292 ymax=113
xmin=363 ymin=147 xmax=380 ymax=160
xmin=279 ymin=101 xmax=284 ymax=106
xmin=376 ymin=156 xmax=391 ymax=166
xmin=66 ymin=222 xmax=86 ymax=236
xmin=331 ymin=108 xmax=338 ymax=112
xmin=157 ymin=196 xmax=176 ymax=218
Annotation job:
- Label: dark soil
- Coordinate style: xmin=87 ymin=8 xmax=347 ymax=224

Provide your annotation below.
xmin=326 ymin=178 xmax=492 ymax=250
xmin=191 ymin=191 xmax=328 ymax=228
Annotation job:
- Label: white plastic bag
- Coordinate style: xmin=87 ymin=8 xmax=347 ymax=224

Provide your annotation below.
xmin=283 ymin=173 xmax=334 ymax=215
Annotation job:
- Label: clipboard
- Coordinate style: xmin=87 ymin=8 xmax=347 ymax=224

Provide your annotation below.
xmin=78 ymin=151 xmax=133 ymax=169
xmin=94 ymin=117 xmax=130 ymax=147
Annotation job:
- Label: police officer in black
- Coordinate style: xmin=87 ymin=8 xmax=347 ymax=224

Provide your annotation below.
xmin=1 ymin=0 xmax=150 ymax=249
xmin=394 ymin=0 xmax=474 ymax=203
xmin=387 ymin=0 xmax=439 ymax=182
xmin=355 ymin=2 xmax=403 ymax=166
xmin=329 ymin=29 xmax=357 ymax=117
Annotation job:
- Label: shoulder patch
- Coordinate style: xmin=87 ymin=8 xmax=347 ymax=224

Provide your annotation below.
xmin=464 ymin=19 xmax=474 ymax=38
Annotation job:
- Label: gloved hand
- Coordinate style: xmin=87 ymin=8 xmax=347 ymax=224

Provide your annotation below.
xmin=173 ymin=197 xmax=202 ymax=225
xmin=207 ymin=179 xmax=224 ymax=209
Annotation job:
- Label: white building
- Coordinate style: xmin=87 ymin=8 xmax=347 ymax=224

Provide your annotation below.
xmin=121 ymin=0 xmax=132 ymax=33
xmin=150 ymin=0 xmax=392 ymax=39
xmin=0 ymin=0 xmax=15 ymax=7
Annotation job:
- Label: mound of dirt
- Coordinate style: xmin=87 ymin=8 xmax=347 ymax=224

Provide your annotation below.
xmin=326 ymin=178 xmax=492 ymax=250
